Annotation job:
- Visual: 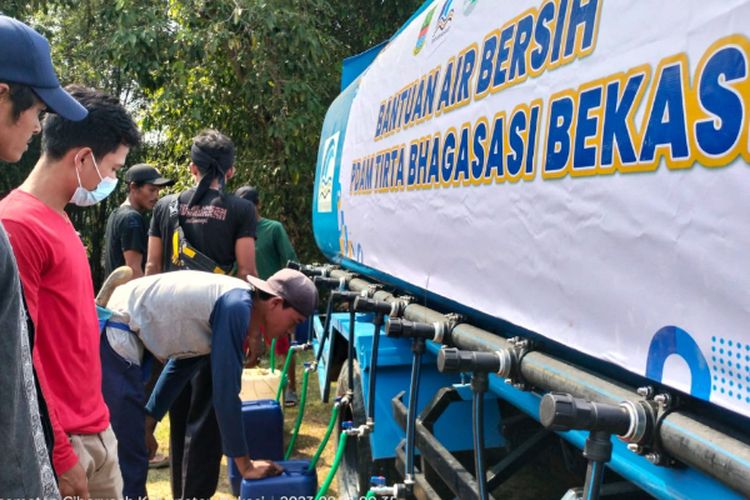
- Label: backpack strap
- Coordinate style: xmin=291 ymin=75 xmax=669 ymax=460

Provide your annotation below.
xmin=168 ymin=193 xmax=236 ymax=275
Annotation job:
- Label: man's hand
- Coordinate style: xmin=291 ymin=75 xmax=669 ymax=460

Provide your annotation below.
xmin=146 ymin=429 xmax=158 ymax=460
xmin=234 ymin=456 xmax=284 ymax=480
xmin=145 ymin=415 xmax=158 ymax=459
xmin=58 ymin=461 xmax=89 ymax=499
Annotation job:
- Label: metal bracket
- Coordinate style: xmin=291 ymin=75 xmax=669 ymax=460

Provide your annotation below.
xmin=365 ymin=283 xmax=383 ymax=298
xmin=445 ymin=313 xmax=465 ymax=334
xmin=503 ymin=336 xmax=534 ymax=391
xmin=432 ymin=313 xmax=465 ymax=345
xmin=391 ymin=389 xmax=482 ymax=499
xmin=389 ymin=296 xmax=412 ymax=318
xmin=313 ymin=262 xmax=336 ymax=277
xmin=623 ymin=386 xmax=680 ymax=467
xmin=399 ymin=295 xmax=415 ymax=305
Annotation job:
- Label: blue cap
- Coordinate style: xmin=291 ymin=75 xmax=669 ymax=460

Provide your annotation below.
xmin=0 ymin=16 xmax=87 ymax=121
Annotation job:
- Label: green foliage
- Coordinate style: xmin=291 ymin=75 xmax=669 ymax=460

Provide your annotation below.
xmin=2 ymin=0 xmax=424 ymax=285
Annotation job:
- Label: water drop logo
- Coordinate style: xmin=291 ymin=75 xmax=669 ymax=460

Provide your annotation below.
xmin=317 ymin=132 xmax=339 ymax=213
xmin=433 ymin=0 xmax=455 ymax=41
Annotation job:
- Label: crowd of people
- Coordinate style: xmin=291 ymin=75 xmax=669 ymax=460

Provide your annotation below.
xmin=0 ymin=15 xmax=313 ymax=499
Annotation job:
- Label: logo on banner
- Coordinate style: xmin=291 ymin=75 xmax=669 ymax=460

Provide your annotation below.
xmin=413 ymin=6 xmax=437 ymax=55
xmin=317 ymin=132 xmax=339 ymax=213
xmin=432 ymin=0 xmax=455 ymax=42
xmin=462 ymin=0 xmax=478 ymax=15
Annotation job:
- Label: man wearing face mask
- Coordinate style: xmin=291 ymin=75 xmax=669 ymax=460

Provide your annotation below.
xmin=0 ymin=15 xmax=87 ymax=498
xmin=0 ymin=85 xmax=141 ymax=498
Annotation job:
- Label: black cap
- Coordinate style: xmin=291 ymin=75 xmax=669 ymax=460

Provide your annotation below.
xmin=125 ymin=164 xmax=175 ymax=187
xmin=235 ymin=185 xmax=259 ymax=205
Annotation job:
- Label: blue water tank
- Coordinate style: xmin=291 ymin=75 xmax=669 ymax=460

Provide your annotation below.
xmin=228 ymin=399 xmax=284 ymax=495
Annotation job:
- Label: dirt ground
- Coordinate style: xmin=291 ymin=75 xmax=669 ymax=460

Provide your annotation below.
xmin=146 ymin=350 xmax=338 ymax=499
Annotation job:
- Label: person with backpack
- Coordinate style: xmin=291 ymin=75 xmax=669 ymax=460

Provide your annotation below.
xmin=145 ymin=129 xmax=258 ymax=497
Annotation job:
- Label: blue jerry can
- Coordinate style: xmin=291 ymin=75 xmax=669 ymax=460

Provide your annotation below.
xmin=240 ymin=460 xmax=317 ymax=500
xmin=228 ymin=399 xmax=284 ymax=495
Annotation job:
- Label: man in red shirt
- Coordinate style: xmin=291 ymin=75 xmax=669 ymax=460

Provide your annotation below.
xmin=0 ymin=15 xmax=87 ymax=498
xmin=0 ymin=85 xmax=140 ymax=498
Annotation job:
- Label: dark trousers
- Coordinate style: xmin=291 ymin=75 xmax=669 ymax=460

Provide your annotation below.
xmin=100 ymin=333 xmax=147 ymax=499
xmin=169 ymin=361 xmax=223 ymax=499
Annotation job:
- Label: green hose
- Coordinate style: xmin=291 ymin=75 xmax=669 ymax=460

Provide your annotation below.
xmin=269 ymin=338 xmax=277 ymax=373
xmin=314 ymin=431 xmax=348 ymax=500
xmin=275 ymin=348 xmax=295 ymax=401
xmin=308 ymin=404 xmax=340 ymax=470
xmin=285 ymin=368 xmax=310 ymax=459
xmin=365 ymin=490 xmax=377 ymax=499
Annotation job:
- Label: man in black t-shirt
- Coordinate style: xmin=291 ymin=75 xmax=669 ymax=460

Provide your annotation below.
xmin=103 ymin=164 xmax=174 ymax=277
xmin=149 ymin=186 xmax=257 ymax=273
xmin=146 ymin=134 xmax=257 ymax=278
xmin=145 ymin=129 xmax=257 ymax=498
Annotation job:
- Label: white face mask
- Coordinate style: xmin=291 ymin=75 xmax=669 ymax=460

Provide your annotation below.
xmin=70 ymin=153 xmax=118 ymax=207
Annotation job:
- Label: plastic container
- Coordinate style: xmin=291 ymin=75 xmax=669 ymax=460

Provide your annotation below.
xmin=239 ymin=460 xmax=317 ymax=500
xmin=228 ymin=399 xmax=284 ymax=495
xmin=240 ymin=367 xmax=281 ymax=401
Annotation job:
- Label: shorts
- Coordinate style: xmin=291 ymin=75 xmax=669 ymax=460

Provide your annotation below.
xmin=263 ymin=328 xmax=290 ymax=355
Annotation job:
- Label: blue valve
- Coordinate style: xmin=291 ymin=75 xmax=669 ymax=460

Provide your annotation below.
xmin=342 ymin=420 xmax=353 ymax=430
xmin=304 ymin=361 xmax=312 ymax=369
xmin=370 ymin=476 xmax=386 ymax=487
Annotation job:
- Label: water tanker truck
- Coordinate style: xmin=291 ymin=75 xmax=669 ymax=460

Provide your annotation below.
xmin=306 ymin=1 xmax=750 ymax=498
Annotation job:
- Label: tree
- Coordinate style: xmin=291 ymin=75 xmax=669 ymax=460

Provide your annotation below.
xmin=1 ymin=0 xmax=425 ymax=286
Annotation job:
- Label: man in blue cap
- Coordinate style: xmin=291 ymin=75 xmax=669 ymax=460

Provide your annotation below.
xmin=0 ymin=14 xmax=87 ymax=498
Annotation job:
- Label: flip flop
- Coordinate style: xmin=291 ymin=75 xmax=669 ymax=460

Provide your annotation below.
xmin=284 ymin=389 xmax=298 ymax=407
xmin=148 ymin=453 xmax=169 ymax=469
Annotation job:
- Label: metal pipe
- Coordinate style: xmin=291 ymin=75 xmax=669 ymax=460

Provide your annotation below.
xmin=330 ymin=270 xmax=750 ymax=496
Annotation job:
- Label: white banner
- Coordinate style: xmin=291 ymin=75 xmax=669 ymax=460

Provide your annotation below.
xmin=334 ymin=0 xmax=750 ymax=417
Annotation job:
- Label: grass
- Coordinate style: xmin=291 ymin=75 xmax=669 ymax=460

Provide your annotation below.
xmin=146 ymin=350 xmax=339 ymax=499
